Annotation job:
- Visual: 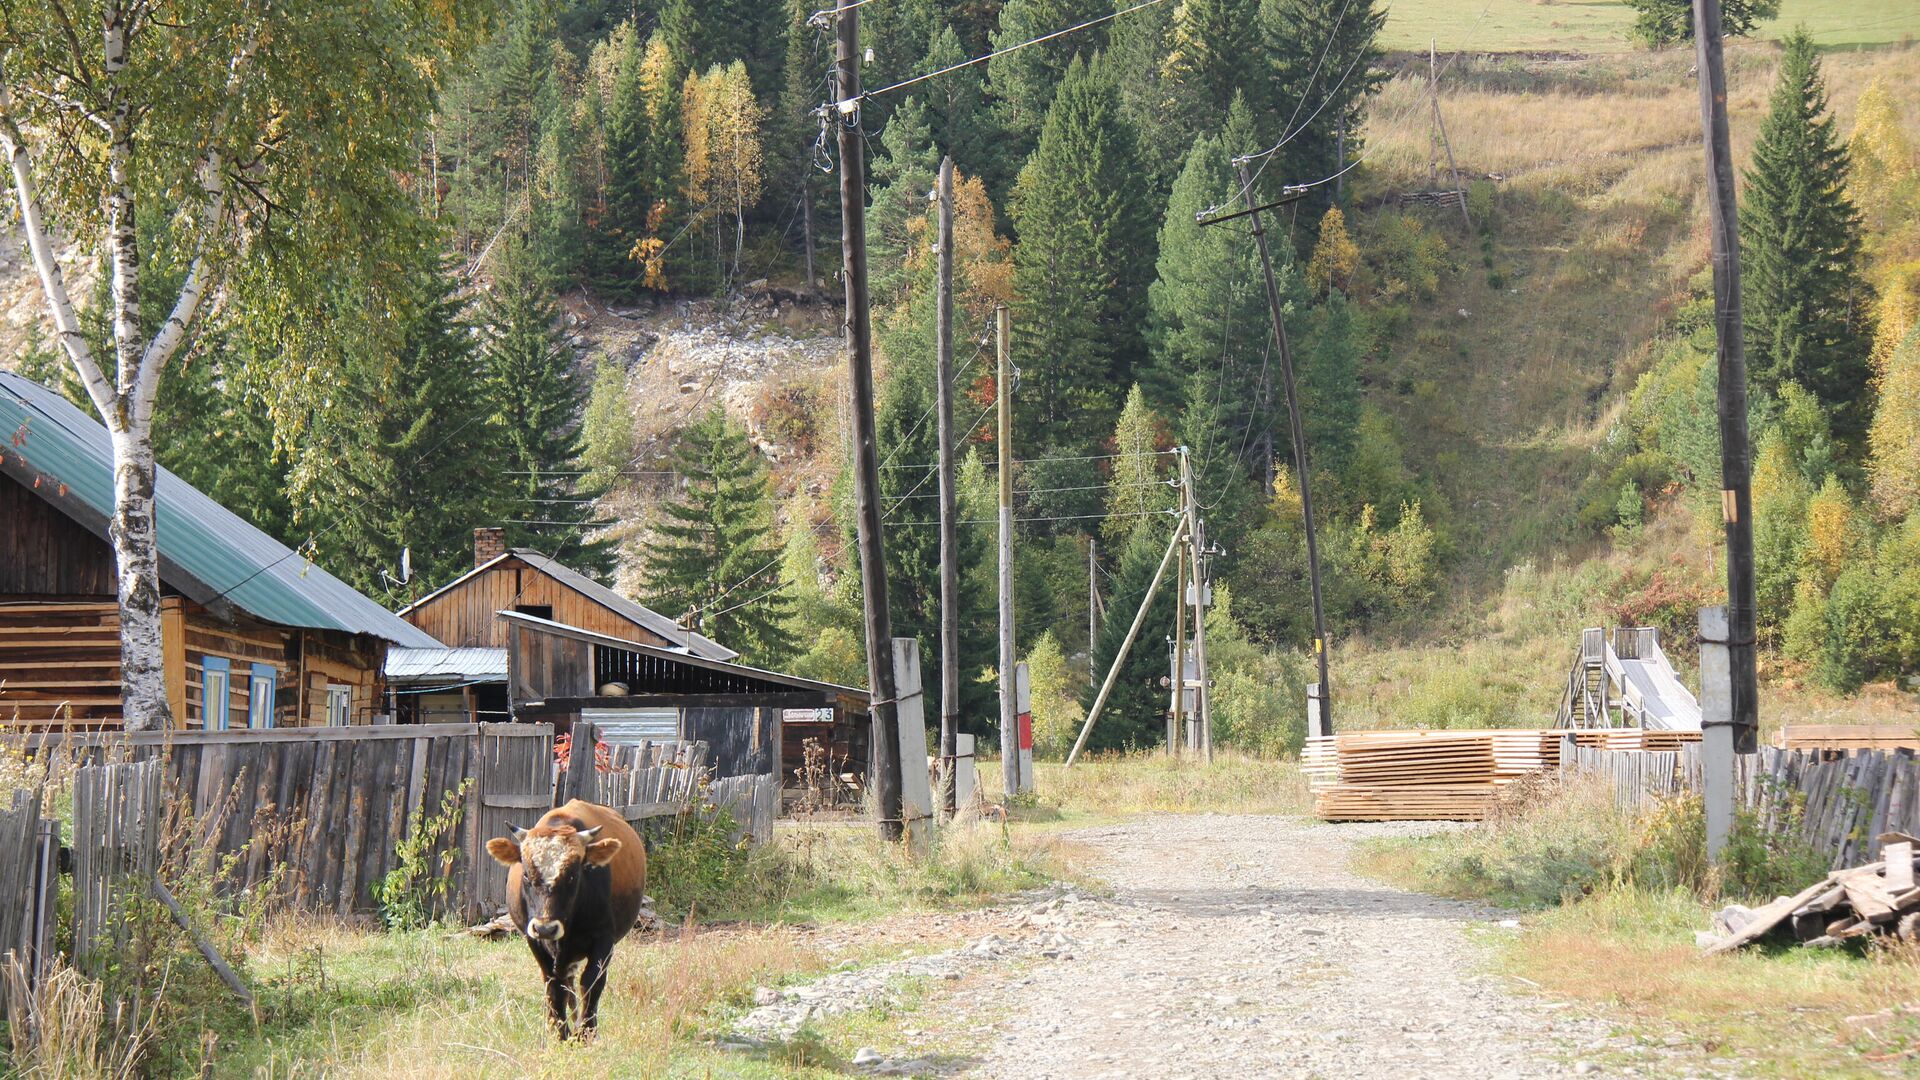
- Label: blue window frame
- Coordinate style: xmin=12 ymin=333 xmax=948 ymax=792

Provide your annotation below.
xmin=201 ymin=657 xmax=230 ymax=731
xmin=248 ymin=664 xmax=277 ymax=729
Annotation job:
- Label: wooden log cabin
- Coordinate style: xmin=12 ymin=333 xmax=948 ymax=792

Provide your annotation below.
xmin=0 ymin=372 xmax=444 ymax=730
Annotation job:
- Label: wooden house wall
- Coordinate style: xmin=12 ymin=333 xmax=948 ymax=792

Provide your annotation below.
xmin=507 ymin=621 xmax=594 ymax=703
xmin=0 ymin=473 xmax=117 ymax=596
xmin=1 ymin=599 xmax=388 ymax=730
xmin=403 ymin=560 xmax=679 ymax=649
xmin=684 ymin=706 xmax=779 ymax=777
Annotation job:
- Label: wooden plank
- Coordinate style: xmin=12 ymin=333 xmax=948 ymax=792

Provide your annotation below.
xmin=1885 ymin=841 xmax=1914 ymax=892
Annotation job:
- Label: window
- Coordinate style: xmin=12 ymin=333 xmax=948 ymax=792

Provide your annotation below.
xmin=201 ymin=657 xmax=230 ymax=731
xmin=326 ymin=685 xmax=351 ymax=727
xmin=516 ymin=604 xmax=554 ymax=621
xmin=248 ymin=664 xmax=276 ymax=729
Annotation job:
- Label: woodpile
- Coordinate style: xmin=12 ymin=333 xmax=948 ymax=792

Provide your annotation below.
xmin=1773 ymin=724 xmax=1920 ymax=752
xmin=1703 ymin=833 xmax=1920 ymax=953
xmin=1304 ymin=729 xmax=1566 ymax=821
xmin=1568 ymin=729 xmax=1700 ymax=752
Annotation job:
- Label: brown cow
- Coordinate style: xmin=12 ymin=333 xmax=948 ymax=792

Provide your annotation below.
xmin=486 ymin=799 xmax=647 ymax=1039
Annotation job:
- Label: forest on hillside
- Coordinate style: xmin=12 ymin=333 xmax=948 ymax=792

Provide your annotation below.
xmin=12 ymin=0 xmax=1920 ymax=751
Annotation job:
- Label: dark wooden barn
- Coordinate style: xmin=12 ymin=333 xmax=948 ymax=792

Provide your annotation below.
xmin=501 ymin=611 xmax=869 ymax=792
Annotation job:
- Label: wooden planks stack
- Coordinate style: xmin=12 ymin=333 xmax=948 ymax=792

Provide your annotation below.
xmin=1570 ymin=729 xmax=1701 ymax=752
xmin=1773 ymin=725 xmax=1920 ymax=752
xmin=1305 ymin=729 xmax=1567 ymax=821
xmin=1704 ymin=832 xmax=1920 ymax=953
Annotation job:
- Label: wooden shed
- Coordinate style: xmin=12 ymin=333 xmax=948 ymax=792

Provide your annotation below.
xmin=0 ymin=372 xmax=444 ymax=730
xmin=501 ymin=611 xmax=869 ymax=790
xmin=398 ymin=533 xmax=735 ymax=660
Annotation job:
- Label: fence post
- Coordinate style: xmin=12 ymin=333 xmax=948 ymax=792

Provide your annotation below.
xmin=1699 ymin=605 xmax=1735 ymax=860
xmin=1307 ymin=683 xmax=1327 ymax=740
xmin=890 ymin=638 xmax=934 ymax=853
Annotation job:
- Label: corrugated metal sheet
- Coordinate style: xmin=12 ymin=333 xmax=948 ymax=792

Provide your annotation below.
xmin=582 ymin=708 xmax=680 ymax=742
xmin=0 ymin=373 xmax=442 ymax=648
xmin=384 ymin=647 xmax=507 ymax=682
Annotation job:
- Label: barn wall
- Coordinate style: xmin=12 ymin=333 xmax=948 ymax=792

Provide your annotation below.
xmin=403 ymin=560 xmax=680 ymax=649
xmin=684 ymin=706 xmax=778 ymax=777
xmin=0 ymin=473 xmax=115 ymax=596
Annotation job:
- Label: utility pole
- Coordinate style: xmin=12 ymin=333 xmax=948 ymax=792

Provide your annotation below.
xmin=1693 ymin=0 xmax=1760 ymax=851
xmin=1430 ymin=40 xmax=1472 ymax=230
xmin=1065 ymin=517 xmax=1188 ymax=767
xmin=935 ymin=156 xmax=959 ymax=816
xmin=1232 ymin=161 xmax=1333 ymax=732
xmin=996 ymin=304 xmax=1020 ymax=799
xmin=1088 ymin=538 xmax=1099 ymax=690
xmin=1178 ymin=448 xmax=1214 ymax=761
xmin=1170 ymin=532 xmax=1186 ymax=756
xmin=833 ymin=3 xmax=903 ymax=841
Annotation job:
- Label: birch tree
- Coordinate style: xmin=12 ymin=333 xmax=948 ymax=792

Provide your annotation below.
xmin=0 ymin=0 xmax=484 ymax=729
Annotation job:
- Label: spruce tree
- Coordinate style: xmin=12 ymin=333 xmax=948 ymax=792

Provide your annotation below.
xmin=481 ymin=239 xmax=611 ymax=577
xmin=643 ymin=407 xmax=797 ymax=665
xmin=1166 ymin=0 xmax=1261 ymax=120
xmin=1742 ymin=28 xmax=1875 ymax=447
xmin=869 ymin=96 xmax=940 ymax=308
xmin=1297 ymin=293 xmax=1363 ymax=480
xmin=1101 ymin=0 xmax=1187 ymax=197
xmin=593 ymin=25 xmax=652 ymax=297
xmin=1258 ymin=0 xmax=1386 ymax=220
xmin=921 ymin=25 xmax=1003 ymax=193
xmin=1104 ymin=385 xmax=1175 ymax=545
xmin=308 ymin=254 xmax=511 ymax=602
xmin=659 ymin=0 xmax=783 ymax=94
xmin=987 ymin=0 xmax=1112 ymax=148
xmin=1080 ymin=522 xmax=1178 ymax=752
xmin=1010 ymin=54 xmax=1154 ymax=442
xmin=1625 ymin=0 xmax=1779 ymax=47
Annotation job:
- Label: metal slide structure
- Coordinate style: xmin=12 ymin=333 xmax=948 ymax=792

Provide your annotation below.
xmin=1555 ymin=627 xmax=1702 ymax=731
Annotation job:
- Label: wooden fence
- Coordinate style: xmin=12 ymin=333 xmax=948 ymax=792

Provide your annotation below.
xmin=9 ymin=723 xmax=554 ymax=919
xmin=70 ymin=758 xmax=164 ymax=971
xmin=0 ymin=787 xmax=58 ymax=1025
xmin=1562 ymin=741 xmax=1920 ymax=870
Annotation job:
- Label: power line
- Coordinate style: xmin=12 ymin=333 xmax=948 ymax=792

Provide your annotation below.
xmin=827 ymin=0 xmax=1172 ymax=111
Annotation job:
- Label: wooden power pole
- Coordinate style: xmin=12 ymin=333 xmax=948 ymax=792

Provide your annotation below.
xmin=1429 ymin=40 xmax=1472 ymax=231
xmin=1170 ymin=531 xmax=1186 ymax=755
xmin=1088 ymin=538 xmax=1099 ymax=690
xmin=1231 ymin=161 xmax=1333 ymax=732
xmin=935 ymin=156 xmax=959 ymax=816
xmin=1692 ymin=0 xmax=1760 ymax=855
xmin=996 ymin=304 xmax=1021 ymax=798
xmin=833 ymin=3 xmax=903 ymax=840
xmin=1180 ymin=448 xmax=1213 ymax=761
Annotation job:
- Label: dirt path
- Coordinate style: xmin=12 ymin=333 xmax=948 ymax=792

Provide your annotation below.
xmin=955 ymin=814 xmax=1700 ymax=1080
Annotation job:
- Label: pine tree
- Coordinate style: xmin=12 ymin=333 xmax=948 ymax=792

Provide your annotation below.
xmin=308 ymin=253 xmax=511 ymax=601
xmin=1080 ymin=521 xmax=1179 ymax=752
xmin=643 ymin=408 xmax=796 ymax=665
xmin=1625 ymin=0 xmax=1779 ymax=47
xmin=1742 ymin=29 xmax=1876 ymax=447
xmin=1010 ymin=55 xmax=1154 ymax=441
xmin=481 ymin=239 xmax=611 ymax=577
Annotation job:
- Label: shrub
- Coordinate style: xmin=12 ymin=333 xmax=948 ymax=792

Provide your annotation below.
xmin=374 ymin=780 xmax=472 ymax=930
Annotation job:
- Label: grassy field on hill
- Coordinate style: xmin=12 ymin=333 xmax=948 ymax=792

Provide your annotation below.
xmin=1381 ymin=0 xmax=1920 ymax=55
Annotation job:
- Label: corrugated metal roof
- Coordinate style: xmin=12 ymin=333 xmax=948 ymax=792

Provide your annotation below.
xmin=500 ymin=610 xmax=865 ymax=700
xmin=0 ymin=372 xmax=443 ymax=648
xmin=398 ymin=547 xmax=737 ymax=662
xmin=384 ymin=646 xmax=508 ymax=682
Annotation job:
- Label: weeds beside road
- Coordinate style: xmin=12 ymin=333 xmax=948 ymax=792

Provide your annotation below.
xmin=1361 ymin=775 xmax=1920 ymax=1077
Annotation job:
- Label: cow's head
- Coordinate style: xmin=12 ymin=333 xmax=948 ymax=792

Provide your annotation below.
xmin=486 ymin=823 xmax=623 ymax=941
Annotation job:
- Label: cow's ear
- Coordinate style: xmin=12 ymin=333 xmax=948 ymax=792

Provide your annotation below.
xmin=584 ymin=837 xmax=623 ymax=866
xmin=486 ymin=837 xmax=522 ymax=865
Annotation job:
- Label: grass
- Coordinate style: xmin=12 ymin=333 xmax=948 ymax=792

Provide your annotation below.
xmin=977 ymin=750 xmax=1312 ymax=823
xmin=1380 ymin=0 xmax=1920 ymax=55
xmin=1359 ymin=774 xmax=1920 ymax=1076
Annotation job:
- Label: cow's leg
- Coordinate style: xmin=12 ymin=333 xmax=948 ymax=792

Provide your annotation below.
xmin=578 ymin=944 xmax=616 ymax=1037
xmin=528 ymin=940 xmax=572 ymax=1039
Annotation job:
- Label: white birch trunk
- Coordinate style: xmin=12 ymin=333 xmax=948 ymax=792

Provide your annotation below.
xmin=108 ymin=425 xmax=172 ymax=729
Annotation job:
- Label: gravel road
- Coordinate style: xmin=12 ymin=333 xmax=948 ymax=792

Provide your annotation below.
xmin=958 ymin=814 xmax=1708 ymax=1080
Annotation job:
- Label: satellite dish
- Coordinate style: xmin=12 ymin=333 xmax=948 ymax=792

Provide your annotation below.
xmin=401 ymin=546 xmax=412 ymax=584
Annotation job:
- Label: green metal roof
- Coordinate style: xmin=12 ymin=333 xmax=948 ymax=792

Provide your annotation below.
xmin=0 ymin=372 xmax=442 ymax=647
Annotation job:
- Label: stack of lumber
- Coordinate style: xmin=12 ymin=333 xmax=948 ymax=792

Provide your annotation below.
xmin=1703 ymin=832 xmax=1920 ymax=953
xmin=1304 ymin=729 xmax=1564 ymax=821
xmin=1569 ymin=729 xmax=1701 ymax=752
xmin=1772 ymin=725 xmax=1920 ymax=752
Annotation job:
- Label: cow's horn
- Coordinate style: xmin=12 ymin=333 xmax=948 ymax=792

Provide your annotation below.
xmin=510 ymin=824 xmax=529 ymax=842
xmin=576 ymin=825 xmax=602 ymax=841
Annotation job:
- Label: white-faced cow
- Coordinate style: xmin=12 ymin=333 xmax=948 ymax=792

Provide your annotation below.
xmin=487 ymin=799 xmax=647 ymax=1039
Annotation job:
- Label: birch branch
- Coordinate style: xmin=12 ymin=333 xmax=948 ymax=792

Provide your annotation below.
xmin=0 ymin=78 xmax=116 ymax=417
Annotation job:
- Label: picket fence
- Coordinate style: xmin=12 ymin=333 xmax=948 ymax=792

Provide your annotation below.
xmin=1561 ymin=740 xmax=1920 ymax=869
